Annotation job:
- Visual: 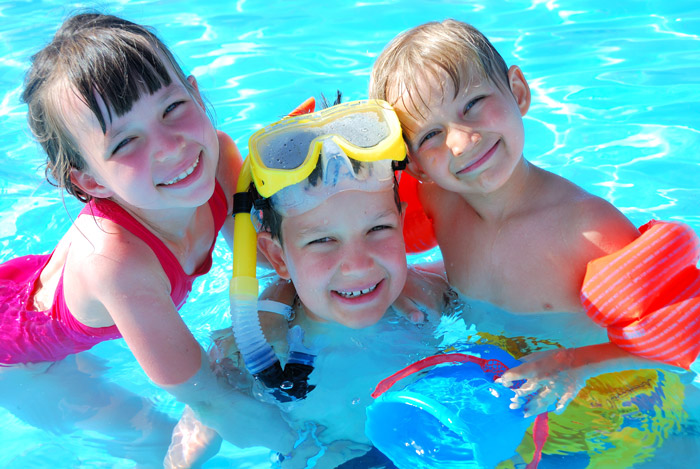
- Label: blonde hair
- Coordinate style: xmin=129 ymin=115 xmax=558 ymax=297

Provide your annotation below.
xmin=22 ymin=12 xmax=198 ymax=202
xmin=369 ymin=19 xmax=509 ymax=118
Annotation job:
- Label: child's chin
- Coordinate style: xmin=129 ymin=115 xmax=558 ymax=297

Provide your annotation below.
xmin=342 ymin=311 xmax=385 ymax=329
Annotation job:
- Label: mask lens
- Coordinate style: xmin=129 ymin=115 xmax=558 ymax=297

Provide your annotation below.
xmin=321 ymin=110 xmax=390 ymax=150
xmin=256 ymin=108 xmax=392 ymax=170
xmin=257 ymin=128 xmax=318 ymax=170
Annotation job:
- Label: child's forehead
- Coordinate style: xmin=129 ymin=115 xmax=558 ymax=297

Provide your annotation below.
xmin=52 ymin=80 xmax=103 ymax=136
xmin=61 ymin=50 xmax=184 ymax=131
xmin=391 ymin=66 xmax=488 ymax=116
xmin=281 ymin=189 xmax=399 ymax=234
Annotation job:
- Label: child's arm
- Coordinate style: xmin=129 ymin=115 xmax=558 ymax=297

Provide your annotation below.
xmin=391 ymin=265 xmax=450 ymax=323
xmin=69 ymin=232 xmax=297 ymax=453
xmin=497 ymin=342 xmax=682 ymax=417
xmin=164 ymin=405 xmax=222 ymax=469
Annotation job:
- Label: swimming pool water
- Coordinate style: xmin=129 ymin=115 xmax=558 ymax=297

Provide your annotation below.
xmin=1 ymin=0 xmax=699 ymax=467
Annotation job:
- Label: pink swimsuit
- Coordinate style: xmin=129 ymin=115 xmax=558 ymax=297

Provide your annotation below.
xmin=0 ymin=181 xmax=228 ymax=365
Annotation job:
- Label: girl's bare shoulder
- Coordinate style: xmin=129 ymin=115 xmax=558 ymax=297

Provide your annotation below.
xmin=63 ymin=213 xmax=172 ymax=325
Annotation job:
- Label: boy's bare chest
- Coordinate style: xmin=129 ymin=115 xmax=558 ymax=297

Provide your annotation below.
xmin=436 ymin=214 xmax=581 ymax=313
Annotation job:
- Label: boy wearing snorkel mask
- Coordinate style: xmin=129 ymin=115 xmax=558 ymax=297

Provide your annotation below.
xmin=165 ymin=98 xmax=449 ymax=468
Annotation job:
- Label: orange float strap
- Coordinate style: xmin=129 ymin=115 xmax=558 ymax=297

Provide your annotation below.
xmin=287 ymin=96 xmax=315 ymax=116
xmin=581 ymin=220 xmax=700 ymax=369
xmin=398 ymin=171 xmax=438 ymax=254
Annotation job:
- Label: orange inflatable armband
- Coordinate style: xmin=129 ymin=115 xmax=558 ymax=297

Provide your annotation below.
xmin=399 ymin=171 xmax=438 ymax=254
xmin=581 ymin=220 xmax=700 ymax=369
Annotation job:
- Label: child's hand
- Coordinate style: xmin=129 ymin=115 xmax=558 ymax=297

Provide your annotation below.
xmin=259 ymin=275 xmax=297 ymax=306
xmin=164 ymin=405 xmax=222 ymax=468
xmin=391 ymin=266 xmax=450 ymax=324
xmin=497 ymin=347 xmax=586 ymax=418
xmin=275 ymin=433 xmax=370 ymax=469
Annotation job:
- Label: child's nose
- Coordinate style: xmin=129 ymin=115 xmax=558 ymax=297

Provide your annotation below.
xmin=446 ymin=126 xmax=480 ymax=157
xmin=339 ymin=243 xmax=374 ymax=275
xmin=152 ymin=126 xmax=185 ymax=161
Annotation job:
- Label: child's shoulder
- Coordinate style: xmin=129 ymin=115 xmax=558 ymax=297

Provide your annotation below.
xmin=57 ymin=213 xmax=173 ymax=327
xmin=540 ymin=170 xmax=640 ymax=257
xmin=537 ymin=168 xmax=617 ymax=215
xmin=66 ymin=213 xmax=172 ymax=292
xmin=416 ymin=180 xmax=474 ymax=219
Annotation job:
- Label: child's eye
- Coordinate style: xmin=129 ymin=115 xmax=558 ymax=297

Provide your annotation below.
xmin=307 ymin=236 xmax=333 ymax=246
xmin=369 ymin=224 xmax=394 ymax=233
xmin=112 ymin=137 xmax=134 ymax=155
xmin=164 ymin=100 xmax=185 ymax=117
xmin=419 ymin=130 xmax=440 ymax=148
xmin=463 ymin=96 xmax=484 ymax=114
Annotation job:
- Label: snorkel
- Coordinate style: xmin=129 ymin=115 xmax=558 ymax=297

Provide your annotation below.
xmin=230 ymin=156 xmax=277 ymax=376
xmin=229 ymin=98 xmax=317 ymax=402
xmin=229 ymin=98 xmax=406 ymax=402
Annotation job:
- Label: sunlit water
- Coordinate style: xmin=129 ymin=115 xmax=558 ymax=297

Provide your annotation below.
xmin=1 ymin=0 xmax=699 ymax=467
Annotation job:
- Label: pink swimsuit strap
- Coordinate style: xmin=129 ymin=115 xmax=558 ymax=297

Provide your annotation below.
xmin=82 ymin=180 xmax=228 ymax=307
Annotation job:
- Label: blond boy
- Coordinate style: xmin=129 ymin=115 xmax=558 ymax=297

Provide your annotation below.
xmin=369 ymin=20 xmax=679 ymax=414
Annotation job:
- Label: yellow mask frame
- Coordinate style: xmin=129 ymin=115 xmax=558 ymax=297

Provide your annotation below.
xmin=248 ymin=99 xmax=405 ymax=198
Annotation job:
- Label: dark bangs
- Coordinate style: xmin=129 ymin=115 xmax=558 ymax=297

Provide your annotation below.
xmin=63 ymin=23 xmax=173 ymax=132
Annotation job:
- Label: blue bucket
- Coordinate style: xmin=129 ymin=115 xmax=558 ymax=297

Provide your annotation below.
xmin=365 ymin=344 xmax=536 ymax=468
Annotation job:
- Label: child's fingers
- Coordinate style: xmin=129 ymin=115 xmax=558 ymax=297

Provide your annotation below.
xmin=390 ymin=297 xmax=426 ymax=324
xmin=555 ymin=390 xmax=576 ymax=414
xmin=498 ymin=362 xmax=537 ymax=386
xmin=505 ymin=378 xmax=543 ymax=409
xmin=521 ymin=384 xmax=559 ymax=417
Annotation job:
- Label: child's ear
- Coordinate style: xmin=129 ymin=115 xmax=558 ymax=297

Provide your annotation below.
xmin=507 ymin=65 xmax=531 ymax=116
xmin=405 ymin=161 xmax=432 ymax=183
xmin=187 ymin=75 xmax=205 ymax=107
xmin=70 ymin=168 xmax=114 ymax=198
xmin=257 ymin=232 xmax=291 ymax=279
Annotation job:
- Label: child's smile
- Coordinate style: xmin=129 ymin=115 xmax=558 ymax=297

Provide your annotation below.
xmin=159 ymin=153 xmax=202 ymax=187
xmin=261 ymin=189 xmax=408 ymax=329
xmin=63 ymin=68 xmax=219 ymax=213
xmin=333 ymin=280 xmax=381 ymax=300
xmin=455 ymin=139 xmax=501 ymax=175
xmin=392 ymin=66 xmax=530 ymax=196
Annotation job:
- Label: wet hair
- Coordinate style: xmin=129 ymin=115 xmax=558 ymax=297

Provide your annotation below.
xmin=256 ymin=91 xmax=403 ymax=243
xmin=369 ymin=19 xmax=509 ymax=120
xmin=256 ymin=172 xmax=403 ymax=243
xmin=21 ymin=12 xmax=197 ymax=202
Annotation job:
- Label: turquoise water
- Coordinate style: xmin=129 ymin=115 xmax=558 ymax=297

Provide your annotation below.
xmin=1 ymin=0 xmax=699 ymax=467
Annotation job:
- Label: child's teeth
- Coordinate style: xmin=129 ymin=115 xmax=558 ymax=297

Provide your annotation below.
xmin=163 ymin=156 xmax=199 ymax=185
xmin=338 ymin=284 xmax=377 ymax=298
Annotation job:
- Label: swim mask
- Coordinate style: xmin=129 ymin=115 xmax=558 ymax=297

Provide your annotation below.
xmin=248 ymin=99 xmax=406 ymax=216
